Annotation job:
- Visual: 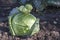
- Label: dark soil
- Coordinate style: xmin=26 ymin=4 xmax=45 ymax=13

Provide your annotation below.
xmin=0 ymin=1 xmax=60 ymax=40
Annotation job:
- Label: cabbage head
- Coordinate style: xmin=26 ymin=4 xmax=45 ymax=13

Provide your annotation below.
xmin=9 ymin=4 xmax=40 ymax=36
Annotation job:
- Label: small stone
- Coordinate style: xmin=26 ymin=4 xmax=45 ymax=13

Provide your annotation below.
xmin=45 ymin=31 xmax=50 ymax=36
xmin=53 ymin=21 xmax=57 ymax=24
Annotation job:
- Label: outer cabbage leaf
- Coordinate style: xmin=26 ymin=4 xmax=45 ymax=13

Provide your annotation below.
xmin=9 ymin=12 xmax=36 ymax=36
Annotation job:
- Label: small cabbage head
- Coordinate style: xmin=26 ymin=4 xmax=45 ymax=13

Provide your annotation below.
xmin=9 ymin=4 xmax=40 ymax=36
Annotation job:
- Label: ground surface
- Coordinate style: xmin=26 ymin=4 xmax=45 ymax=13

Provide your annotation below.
xmin=0 ymin=1 xmax=60 ymax=40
